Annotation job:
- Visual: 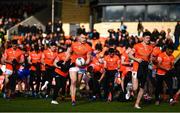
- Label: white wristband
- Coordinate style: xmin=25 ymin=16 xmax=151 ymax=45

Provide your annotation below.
xmin=132 ymin=71 xmax=137 ymax=78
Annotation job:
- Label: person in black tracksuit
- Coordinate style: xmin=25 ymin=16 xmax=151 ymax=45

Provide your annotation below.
xmin=174 ymin=21 xmax=180 ymax=49
xmin=51 ymin=50 xmax=72 ymax=104
xmin=174 ymin=58 xmax=180 ymax=102
xmin=87 ymin=66 xmax=102 ymax=100
xmin=103 ymin=48 xmax=120 ymax=101
xmin=28 ymin=46 xmax=42 ymax=96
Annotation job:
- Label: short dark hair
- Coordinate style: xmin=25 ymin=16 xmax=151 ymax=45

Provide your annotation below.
xmin=143 ymin=32 xmax=151 ymax=37
xmin=34 ymin=45 xmax=39 ymax=51
xmin=50 ymin=42 xmax=57 ymax=46
xmin=108 ymin=48 xmax=114 ymax=54
xmin=11 ymin=39 xmax=18 ymax=45
xmin=166 ymin=45 xmax=174 ymax=51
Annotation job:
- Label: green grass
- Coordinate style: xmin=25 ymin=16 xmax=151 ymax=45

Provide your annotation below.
xmin=0 ymin=97 xmax=180 ymax=112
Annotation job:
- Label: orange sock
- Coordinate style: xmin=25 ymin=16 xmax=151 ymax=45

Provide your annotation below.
xmin=108 ymin=92 xmax=112 ymax=101
xmin=71 ymin=95 xmax=76 ymax=102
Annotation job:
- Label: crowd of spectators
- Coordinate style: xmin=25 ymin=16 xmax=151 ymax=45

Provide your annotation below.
xmin=0 ymin=1 xmax=47 ymax=59
xmin=0 ymin=2 xmax=46 ymax=32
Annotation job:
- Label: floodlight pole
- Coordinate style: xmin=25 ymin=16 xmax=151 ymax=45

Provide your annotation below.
xmin=52 ymin=0 xmax=55 ymax=33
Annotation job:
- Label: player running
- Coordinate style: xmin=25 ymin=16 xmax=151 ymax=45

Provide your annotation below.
xmin=129 ymin=33 xmax=153 ymax=109
xmin=66 ymin=34 xmax=93 ymax=106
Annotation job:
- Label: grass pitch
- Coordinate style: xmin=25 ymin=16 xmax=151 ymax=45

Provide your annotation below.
xmin=0 ymin=96 xmax=180 ymax=112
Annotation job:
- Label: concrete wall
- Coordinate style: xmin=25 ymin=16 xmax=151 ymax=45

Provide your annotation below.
xmin=62 ymin=22 xmax=177 ymax=37
xmin=63 ymin=23 xmax=90 ymax=36
xmin=94 ymin=22 xmax=177 ymax=37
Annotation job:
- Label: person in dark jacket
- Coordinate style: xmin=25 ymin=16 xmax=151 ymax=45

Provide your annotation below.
xmin=151 ymin=29 xmax=159 ymax=42
xmin=137 ymin=21 xmax=144 ymax=36
xmin=174 ymin=21 xmax=180 ymax=49
xmin=77 ymin=25 xmax=86 ymax=36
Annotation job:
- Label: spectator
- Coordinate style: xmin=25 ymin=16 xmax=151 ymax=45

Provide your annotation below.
xmin=174 ymin=21 xmax=180 ymax=49
xmin=151 ymin=29 xmax=159 ymax=42
xmin=137 ymin=21 xmax=144 ymax=36
xmin=108 ymin=29 xmax=115 ymax=39
xmin=30 ymin=24 xmax=38 ymax=35
xmin=166 ymin=28 xmax=174 ymax=43
xmin=54 ymin=20 xmax=63 ymax=35
xmin=24 ymin=25 xmax=30 ymax=34
xmin=46 ymin=21 xmax=52 ymax=35
xmin=18 ymin=24 xmax=24 ymax=35
xmin=95 ymin=41 xmax=103 ymax=51
xmin=91 ymin=29 xmax=100 ymax=40
xmin=159 ymin=30 xmax=166 ymax=39
xmin=0 ymin=1 xmax=46 ymax=32
xmin=37 ymin=26 xmax=43 ymax=34
xmin=120 ymin=21 xmax=127 ymax=32
xmin=77 ymin=25 xmax=86 ymax=36
xmin=0 ymin=28 xmax=5 ymax=47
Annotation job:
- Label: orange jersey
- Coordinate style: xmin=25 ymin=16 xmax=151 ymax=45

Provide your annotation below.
xmin=91 ymin=39 xmax=99 ymax=50
xmin=104 ymin=55 xmax=120 ymax=70
xmin=65 ymin=39 xmax=72 ymax=45
xmin=13 ymin=35 xmax=24 ymax=44
xmin=120 ymin=50 xmax=133 ymax=77
xmin=3 ymin=48 xmax=24 ymax=70
xmin=71 ymin=42 xmax=92 ymax=63
xmin=43 ymin=49 xmax=57 ymax=66
xmin=132 ymin=43 xmax=153 ymax=72
xmin=29 ymin=51 xmax=42 ymax=63
xmin=90 ymin=57 xmax=104 ymax=73
xmin=134 ymin=43 xmax=153 ymax=62
xmin=157 ymin=52 xmax=174 ymax=75
xmin=41 ymin=65 xmax=46 ymax=71
xmin=55 ymin=52 xmax=69 ymax=77
xmin=116 ymin=46 xmax=126 ymax=55
xmin=101 ymin=46 xmax=109 ymax=56
xmin=151 ymin=47 xmax=162 ymax=69
xmin=152 ymin=47 xmax=162 ymax=57
xmin=29 ymin=51 xmax=43 ymax=71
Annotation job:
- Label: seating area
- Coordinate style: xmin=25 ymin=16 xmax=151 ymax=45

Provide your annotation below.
xmin=0 ymin=1 xmax=47 ymax=31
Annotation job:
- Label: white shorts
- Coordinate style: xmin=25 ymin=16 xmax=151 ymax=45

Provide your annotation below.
xmin=69 ymin=66 xmax=86 ymax=74
xmin=69 ymin=67 xmax=79 ymax=72
xmin=5 ymin=69 xmax=13 ymax=76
